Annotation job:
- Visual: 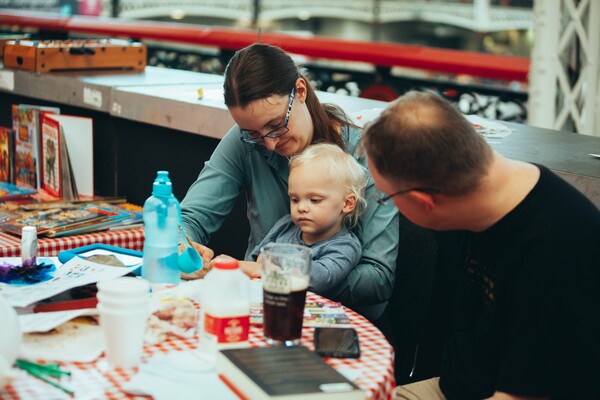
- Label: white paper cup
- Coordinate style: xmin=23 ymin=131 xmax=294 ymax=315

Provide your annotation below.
xmin=97 ymin=277 xmax=150 ymax=301
xmin=97 ymin=299 xmax=149 ymax=316
xmin=96 ymin=292 xmax=148 ymax=310
xmin=98 ymin=303 xmax=148 ymax=368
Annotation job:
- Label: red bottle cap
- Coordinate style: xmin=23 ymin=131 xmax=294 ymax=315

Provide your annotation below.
xmin=213 ymin=257 xmax=239 ymax=270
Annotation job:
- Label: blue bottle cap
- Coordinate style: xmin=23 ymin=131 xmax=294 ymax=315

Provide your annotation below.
xmin=152 ymin=171 xmax=172 ymax=197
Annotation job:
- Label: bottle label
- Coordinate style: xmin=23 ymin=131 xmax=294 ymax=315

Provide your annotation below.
xmin=204 ymin=313 xmax=249 ymax=344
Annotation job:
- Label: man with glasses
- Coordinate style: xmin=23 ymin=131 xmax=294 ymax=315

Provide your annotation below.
xmin=362 ymin=91 xmax=599 ymax=400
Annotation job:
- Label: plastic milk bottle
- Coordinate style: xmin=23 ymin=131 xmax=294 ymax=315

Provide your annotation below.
xmin=199 ymin=257 xmax=250 ymax=359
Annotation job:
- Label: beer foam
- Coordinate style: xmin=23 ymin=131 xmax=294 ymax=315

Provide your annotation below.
xmin=290 ymin=275 xmax=309 ymax=291
xmin=264 ymin=273 xmax=309 ymax=293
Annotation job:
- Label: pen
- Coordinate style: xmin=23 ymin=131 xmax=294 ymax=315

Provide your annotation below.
xmin=23 ymin=367 xmax=75 ymax=397
xmin=16 ymin=359 xmax=72 ymax=378
xmin=15 ymin=360 xmax=74 ymax=396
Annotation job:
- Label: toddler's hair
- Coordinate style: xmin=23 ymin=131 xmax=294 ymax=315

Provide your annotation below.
xmin=289 ymin=143 xmax=368 ymax=228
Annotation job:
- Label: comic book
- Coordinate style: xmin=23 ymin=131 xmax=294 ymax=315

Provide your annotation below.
xmin=12 ymin=104 xmax=60 ymax=189
xmin=0 ymin=126 xmax=15 ymax=183
xmin=0 ymin=208 xmax=107 ymax=236
xmin=248 ymin=282 xmax=351 ymax=328
xmin=0 ymin=181 xmax=36 ymax=202
xmin=40 ymin=113 xmax=93 ymax=200
xmin=48 ymin=205 xmax=134 ymax=237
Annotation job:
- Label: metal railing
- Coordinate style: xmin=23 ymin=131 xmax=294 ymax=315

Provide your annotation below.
xmin=102 ymin=0 xmax=532 ymax=31
xmin=0 ymin=9 xmax=529 ymax=122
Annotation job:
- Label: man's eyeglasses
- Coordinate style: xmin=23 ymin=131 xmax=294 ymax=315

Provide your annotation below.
xmin=240 ymin=88 xmax=295 ymax=144
xmin=376 ymin=187 xmax=440 ymax=205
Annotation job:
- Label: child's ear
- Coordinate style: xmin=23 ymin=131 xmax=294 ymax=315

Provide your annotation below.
xmin=342 ymin=193 xmax=357 ymax=214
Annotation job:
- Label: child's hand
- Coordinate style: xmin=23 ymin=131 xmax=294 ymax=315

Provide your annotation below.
xmin=209 ymin=254 xmax=237 ymax=269
xmin=239 ymin=261 xmax=262 ymax=279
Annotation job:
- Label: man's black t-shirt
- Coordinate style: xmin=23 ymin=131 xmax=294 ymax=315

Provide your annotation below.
xmin=439 ymin=165 xmax=600 ymax=399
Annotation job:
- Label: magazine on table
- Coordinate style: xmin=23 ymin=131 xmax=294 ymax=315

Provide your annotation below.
xmin=0 ymin=181 xmax=37 ymax=201
xmin=0 ymin=201 xmax=142 ymax=237
xmin=250 ymin=300 xmax=352 ymax=328
xmin=47 ymin=205 xmax=132 ymax=237
xmin=0 ymin=207 xmax=107 ymax=236
xmin=303 ymin=300 xmax=352 ymax=328
xmin=17 ymin=196 xmax=129 ymax=211
xmin=248 ymin=280 xmax=352 ymax=328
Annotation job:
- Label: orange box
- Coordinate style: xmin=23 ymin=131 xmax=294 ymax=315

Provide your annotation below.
xmin=0 ymin=35 xmax=29 ymax=59
xmin=3 ymin=38 xmax=146 ymax=73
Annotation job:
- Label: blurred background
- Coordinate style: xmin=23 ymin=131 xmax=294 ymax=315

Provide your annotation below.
xmin=1 ymin=0 xmax=597 ymax=136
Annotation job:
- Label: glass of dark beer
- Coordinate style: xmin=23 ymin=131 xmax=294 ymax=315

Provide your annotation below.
xmin=261 ymin=243 xmax=311 ymax=346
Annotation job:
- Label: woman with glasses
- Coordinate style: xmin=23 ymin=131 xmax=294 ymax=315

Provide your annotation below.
xmin=180 ymin=43 xmax=399 ymax=323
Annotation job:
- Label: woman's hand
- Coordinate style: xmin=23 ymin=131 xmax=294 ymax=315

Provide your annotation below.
xmin=180 ymin=241 xmax=214 ymax=280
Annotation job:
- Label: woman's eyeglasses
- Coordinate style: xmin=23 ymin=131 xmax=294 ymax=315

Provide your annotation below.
xmin=376 ymin=187 xmax=440 ymax=205
xmin=240 ymin=88 xmax=295 ymax=144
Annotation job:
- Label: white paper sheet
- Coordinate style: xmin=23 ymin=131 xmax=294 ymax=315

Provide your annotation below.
xmin=20 ymin=317 xmax=104 ymax=363
xmin=465 ymin=114 xmax=514 ymax=139
xmin=123 ymin=351 xmax=238 ymax=400
xmin=18 ymin=308 xmax=98 ymax=333
xmin=0 ymin=257 xmax=140 ymax=308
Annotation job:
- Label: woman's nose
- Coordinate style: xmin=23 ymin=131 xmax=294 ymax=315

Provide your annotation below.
xmin=262 ymin=136 xmax=279 ymax=151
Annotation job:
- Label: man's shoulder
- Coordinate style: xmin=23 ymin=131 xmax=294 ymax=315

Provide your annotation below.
xmin=534 ymin=165 xmax=600 ymax=224
xmin=484 ymin=164 xmax=599 ymax=257
xmin=488 ymin=165 xmax=600 ymax=271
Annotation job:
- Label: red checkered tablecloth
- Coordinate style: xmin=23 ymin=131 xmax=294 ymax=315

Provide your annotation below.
xmin=0 ymin=228 xmax=145 ymax=257
xmin=1 ymin=293 xmax=395 ymax=400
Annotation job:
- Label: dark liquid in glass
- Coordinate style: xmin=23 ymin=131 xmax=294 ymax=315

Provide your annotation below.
xmin=263 ymin=288 xmax=307 ymax=343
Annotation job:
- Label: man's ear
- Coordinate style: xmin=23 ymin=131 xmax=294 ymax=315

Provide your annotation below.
xmin=342 ymin=193 xmax=357 ymax=213
xmin=408 ymin=190 xmax=436 ymax=212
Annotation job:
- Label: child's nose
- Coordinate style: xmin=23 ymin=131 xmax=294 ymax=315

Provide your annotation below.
xmin=298 ymin=201 xmax=309 ymax=212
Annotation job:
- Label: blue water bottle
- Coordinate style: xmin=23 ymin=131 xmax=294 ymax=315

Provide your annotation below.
xmin=141 ymin=171 xmax=180 ymax=285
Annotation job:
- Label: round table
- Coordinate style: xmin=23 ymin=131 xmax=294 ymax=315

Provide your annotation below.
xmin=1 ymin=292 xmax=395 ymax=400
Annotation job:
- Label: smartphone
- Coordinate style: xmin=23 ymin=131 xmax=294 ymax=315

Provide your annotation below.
xmin=313 ymin=327 xmax=360 ymax=358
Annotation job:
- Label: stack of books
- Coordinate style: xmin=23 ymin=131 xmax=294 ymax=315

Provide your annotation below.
xmin=0 ymin=201 xmax=142 ymax=237
xmin=2 ymin=103 xmax=94 ymax=201
xmin=0 ymin=181 xmax=37 ymax=202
